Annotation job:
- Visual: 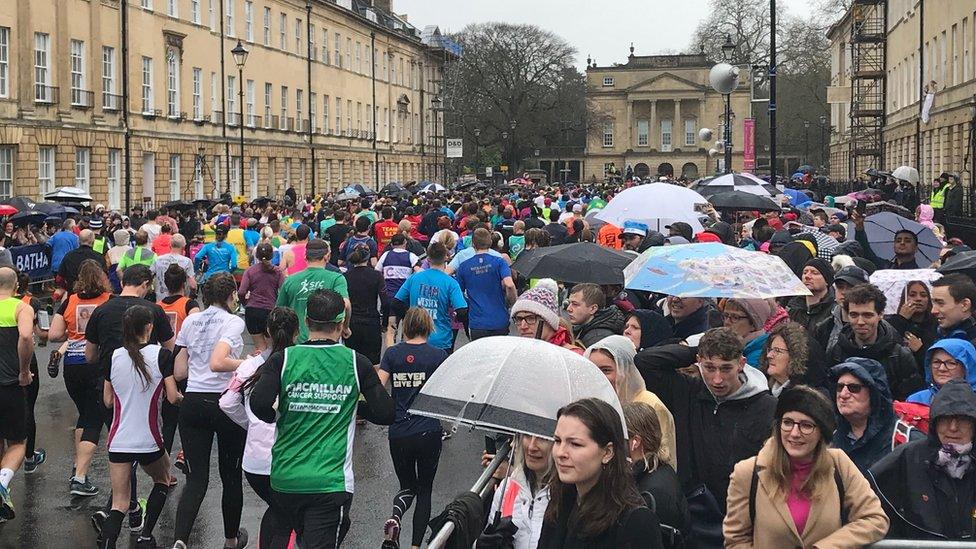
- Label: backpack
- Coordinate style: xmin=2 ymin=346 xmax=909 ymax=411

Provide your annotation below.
xmin=640 ymin=491 xmax=685 ymax=549
xmin=748 ymin=456 xmax=848 ymax=526
xmin=892 ymin=400 xmax=929 ymax=448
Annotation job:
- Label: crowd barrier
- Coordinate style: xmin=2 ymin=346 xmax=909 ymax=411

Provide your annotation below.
xmin=10 ymin=243 xmax=53 ymax=282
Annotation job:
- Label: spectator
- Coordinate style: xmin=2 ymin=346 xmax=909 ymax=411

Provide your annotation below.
xmin=664 ymin=296 xmax=712 ymax=341
xmin=787 ymin=258 xmax=836 ymax=334
xmin=826 ymin=284 xmax=922 ymax=400
xmin=567 ymin=283 xmax=626 ymax=348
xmin=618 ymin=221 xmax=648 ymax=253
xmin=853 ymin=212 xmax=921 ymax=269
xmin=759 ymin=321 xmax=831 ymax=397
xmin=814 ymin=265 xmax=870 ymax=350
xmin=931 ymin=274 xmax=976 ymax=344
xmin=510 ymin=278 xmax=582 ymax=353
xmin=622 ymin=309 xmax=673 ymax=352
xmin=906 ymin=338 xmax=976 ymax=405
xmin=885 ymin=280 xmax=939 ymax=368
xmin=723 ymin=298 xmax=778 ymax=367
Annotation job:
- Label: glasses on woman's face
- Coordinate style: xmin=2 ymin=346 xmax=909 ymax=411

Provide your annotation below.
xmin=723 ymin=312 xmax=750 ymax=323
xmin=780 ymin=417 xmax=817 ymax=435
xmin=513 ymin=314 xmax=540 ymax=327
xmin=931 ymin=358 xmax=963 ymax=371
xmin=767 ymin=346 xmax=789 ymax=356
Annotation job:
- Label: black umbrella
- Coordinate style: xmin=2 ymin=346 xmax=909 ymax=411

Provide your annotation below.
xmin=193 ymin=198 xmax=217 ymax=209
xmin=163 ymin=199 xmax=195 ymax=211
xmin=379 ymin=183 xmax=409 ymax=198
xmin=10 ymin=210 xmax=48 ymax=227
xmin=1 ymin=196 xmax=39 ymax=213
xmin=511 ymin=242 xmax=634 ymax=284
xmin=938 ymin=251 xmax=976 ymax=280
xmin=708 ymin=191 xmax=782 ymax=212
xmin=34 ymin=202 xmax=77 ymax=217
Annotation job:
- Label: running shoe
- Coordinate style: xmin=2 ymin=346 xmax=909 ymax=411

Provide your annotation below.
xmin=47 ymin=350 xmax=61 ymax=378
xmin=223 ymin=527 xmax=249 ymax=549
xmin=174 ymin=450 xmax=188 ymax=474
xmin=441 ymin=429 xmax=453 ymax=441
xmin=23 ymin=449 xmax=46 ymax=474
xmin=171 ymin=542 xmax=187 ymax=549
xmin=90 ymin=510 xmax=107 ymax=534
xmin=0 ymin=484 xmax=14 ymax=520
xmin=135 ymin=534 xmax=157 ymax=548
xmin=70 ymin=477 xmax=99 ymax=496
xmin=383 ymin=518 xmax=401 ymax=548
xmin=128 ymin=498 xmax=146 ymax=532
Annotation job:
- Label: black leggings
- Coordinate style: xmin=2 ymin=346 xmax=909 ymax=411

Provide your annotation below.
xmin=345 ymin=319 xmax=382 ymax=365
xmin=63 ymin=362 xmax=107 ymax=444
xmin=245 ymin=472 xmax=293 ymax=549
xmin=24 ymin=360 xmax=39 ymax=455
xmin=161 ymin=379 xmax=187 ymax=453
xmin=271 ymin=491 xmax=351 ymax=549
xmin=389 ymin=430 xmax=443 ymax=547
xmin=173 ymin=392 xmax=247 ymax=542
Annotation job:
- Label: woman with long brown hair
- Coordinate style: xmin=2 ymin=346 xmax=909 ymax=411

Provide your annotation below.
xmin=723 ymin=386 xmax=888 ymax=548
xmin=238 ymin=242 xmax=284 ymax=352
xmin=539 ymin=398 xmax=663 ymax=548
xmin=47 ymin=259 xmax=114 ymax=497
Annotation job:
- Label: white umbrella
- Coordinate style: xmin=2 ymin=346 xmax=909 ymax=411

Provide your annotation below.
xmin=869 ymin=269 xmax=942 ymax=315
xmin=891 ymin=166 xmax=920 ymax=185
xmin=691 ymin=173 xmax=776 ymax=198
xmin=418 ymin=183 xmax=446 ymax=194
xmin=44 ymin=186 xmax=93 ymax=202
xmin=409 ymin=336 xmax=626 ymax=439
xmin=595 ymin=183 xmax=707 ymax=233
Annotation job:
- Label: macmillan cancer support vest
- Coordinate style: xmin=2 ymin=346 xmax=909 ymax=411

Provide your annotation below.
xmin=270 ymin=343 xmax=361 ymax=494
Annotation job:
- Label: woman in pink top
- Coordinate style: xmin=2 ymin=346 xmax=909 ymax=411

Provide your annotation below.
xmin=723 ymin=386 xmax=888 ymax=548
xmin=280 ymin=224 xmax=311 ymax=275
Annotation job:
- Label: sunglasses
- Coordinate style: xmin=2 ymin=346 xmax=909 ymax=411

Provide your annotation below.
xmin=836 ymin=382 xmax=864 ymax=395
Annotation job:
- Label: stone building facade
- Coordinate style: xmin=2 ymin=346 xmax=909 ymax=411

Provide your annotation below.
xmin=583 ymin=49 xmax=752 ymax=181
xmin=0 ymin=0 xmax=455 ymax=210
xmin=828 ymin=0 xmax=976 ymax=192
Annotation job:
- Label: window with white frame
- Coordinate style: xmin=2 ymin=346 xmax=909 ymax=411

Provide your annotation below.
xmin=299 ymin=159 xmax=306 ymax=194
xmin=108 ymin=149 xmax=121 ymax=209
xmin=602 ymin=120 xmax=614 ymax=147
xmin=75 ymin=148 xmax=91 ymax=190
xmin=263 ymin=7 xmax=271 ymax=45
xmin=366 ymin=104 xmax=372 ymax=138
xmin=283 ymin=158 xmax=291 ymax=188
xmin=267 ymin=158 xmax=275 ymax=197
xmin=34 ymin=33 xmax=51 ymax=102
xmin=356 ymin=102 xmax=362 ymax=133
xmin=336 ymin=97 xmax=342 ymax=133
xmin=264 ymin=82 xmax=272 ymax=126
xmin=356 ymin=42 xmax=362 ymax=73
xmin=345 ymin=38 xmax=351 ymax=71
xmin=169 ymin=154 xmax=181 ymax=200
xmin=661 ymin=119 xmax=672 ymax=152
xmin=684 ymin=119 xmax=696 ymax=146
xmin=323 ymin=95 xmax=330 ymax=133
xmin=246 ymin=79 xmax=255 ymax=126
xmin=0 ymin=147 xmax=11 ymax=199
xmin=279 ymin=13 xmax=287 ymax=50
xmin=167 ymin=0 xmax=178 ymax=17
xmin=210 ymin=71 xmax=218 ymax=117
xmin=295 ymin=19 xmax=302 ymax=54
xmin=250 ymin=157 xmax=258 ymax=197
xmin=212 ymin=155 xmax=221 ymax=196
xmin=193 ymin=155 xmax=204 ymax=199
xmin=227 ymin=75 xmax=237 ymax=123
xmin=383 ymin=107 xmax=388 ymax=140
xmin=141 ymin=57 xmax=154 ymax=114
xmin=603 ymin=76 xmax=614 ymax=87
xmin=346 ymin=99 xmax=352 ymax=136
xmin=70 ymin=40 xmax=86 ymax=105
xmin=208 ymin=0 xmax=216 ymax=30
xmin=243 ymin=1 xmax=253 ymax=41
xmin=296 ymin=88 xmax=303 ymax=129
xmin=38 ymin=147 xmax=55 ymax=195
xmin=0 ymin=27 xmax=9 ymax=98
xmin=166 ymin=48 xmax=180 ymax=116
xmin=102 ymin=46 xmax=116 ymax=109
xmin=280 ymin=85 xmax=288 ymax=129
xmin=335 ymin=33 xmax=341 ymax=68
xmin=309 ymin=92 xmax=316 ymax=132
xmin=964 ymin=17 xmax=971 ymax=82
xmin=229 ymin=156 xmax=240 ymax=193
xmin=322 ymin=28 xmax=329 ymax=64
xmin=637 ymin=119 xmax=648 ymax=147
xmin=192 ymin=68 xmax=202 ymax=119
xmin=225 ymin=0 xmax=235 ymax=36
xmin=310 ymin=27 xmax=316 ymax=61
xmin=952 ymin=24 xmax=958 ymax=86
xmin=191 ymin=0 xmax=200 ymax=23
xmin=141 ymin=0 xmax=153 ymax=9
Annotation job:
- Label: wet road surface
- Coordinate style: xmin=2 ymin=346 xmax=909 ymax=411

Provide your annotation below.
xmin=0 ymin=337 xmax=486 ymax=548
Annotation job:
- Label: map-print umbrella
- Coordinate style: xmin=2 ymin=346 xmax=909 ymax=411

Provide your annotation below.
xmin=863 ymin=212 xmax=942 ymax=266
xmin=624 ymin=242 xmax=811 ymax=299
xmin=409 ymin=336 xmax=626 ymax=439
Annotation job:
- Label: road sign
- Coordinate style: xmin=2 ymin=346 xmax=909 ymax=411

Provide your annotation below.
xmin=446 ymin=138 xmax=463 ymax=158
xmin=485 ymin=167 xmax=493 ymax=177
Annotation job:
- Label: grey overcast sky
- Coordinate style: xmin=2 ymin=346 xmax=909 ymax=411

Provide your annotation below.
xmin=396 ymin=0 xmax=816 ymax=70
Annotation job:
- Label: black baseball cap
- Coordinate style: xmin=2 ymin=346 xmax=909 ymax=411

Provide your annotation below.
xmin=834 ymin=265 xmax=869 ymax=287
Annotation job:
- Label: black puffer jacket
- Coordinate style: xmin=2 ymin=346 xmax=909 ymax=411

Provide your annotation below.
xmin=575 ymin=305 xmax=626 ymax=348
xmin=787 ymin=290 xmax=836 ymax=335
xmin=826 ymin=321 xmax=923 ymax=401
xmin=868 ymin=379 xmax=976 ymax=540
xmin=634 ymin=344 xmax=777 ymax=512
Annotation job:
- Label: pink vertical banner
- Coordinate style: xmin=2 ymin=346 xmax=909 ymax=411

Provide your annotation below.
xmin=742 ymin=118 xmax=756 ymax=173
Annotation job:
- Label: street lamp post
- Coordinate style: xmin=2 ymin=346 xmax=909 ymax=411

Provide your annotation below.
xmin=804 ymin=120 xmax=810 ymax=165
xmin=819 ymin=114 xmax=828 ymax=171
xmin=710 ymin=35 xmax=738 ymax=174
xmin=431 ymin=95 xmax=443 ymax=183
xmin=501 ymin=130 xmax=509 ymax=177
xmin=231 ymin=40 xmax=248 ymax=196
xmin=509 ymin=120 xmax=517 ymax=177
xmin=473 ymin=128 xmax=481 ymax=179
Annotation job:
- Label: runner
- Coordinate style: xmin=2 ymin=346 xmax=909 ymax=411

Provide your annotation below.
xmin=392 ymin=243 xmax=468 ymax=355
xmin=250 ymin=289 xmax=394 ymax=549
xmin=97 ymin=305 xmax=181 ymax=549
xmin=280 ymin=224 xmax=311 ymax=275
xmin=377 ymin=307 xmax=447 ymax=549
xmin=239 ymin=242 xmax=285 ymax=352
xmin=47 ymin=260 xmax=113 ymax=495
xmin=276 ymin=238 xmax=351 ymax=343
xmin=15 ymin=271 xmax=47 ymax=474
xmin=375 ymin=234 xmax=420 ymax=346
xmin=0 ymin=266 xmax=37 ymax=523
xmin=193 ymin=225 xmax=238 ymax=281
xmin=171 ymin=272 xmax=248 ymax=549
xmin=219 ymin=307 xmax=299 ymax=549
xmin=343 ymin=245 xmax=387 ymax=364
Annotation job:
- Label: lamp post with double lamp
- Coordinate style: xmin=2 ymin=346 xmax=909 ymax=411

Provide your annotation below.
xmin=501 ymin=130 xmax=510 ymax=177
xmin=431 ymin=95 xmax=443 ymax=183
xmin=818 ymin=114 xmax=828 ymax=171
xmin=231 ymin=40 xmax=249 ymax=196
xmin=709 ymin=35 xmax=739 ymax=174
xmin=473 ymin=128 xmax=481 ymax=179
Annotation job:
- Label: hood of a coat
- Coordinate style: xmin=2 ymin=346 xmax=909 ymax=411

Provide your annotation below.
xmin=928 ymin=378 xmax=976 ymax=439
xmin=707 ymin=361 xmax=770 ymax=403
xmin=831 ymin=357 xmax=895 ymax=441
xmin=923 ymin=338 xmax=976 ymax=391
xmin=629 ymin=309 xmax=673 ymax=350
xmin=835 ymin=317 xmax=899 ymax=360
xmin=917 ymin=204 xmax=935 ymax=224
xmin=705 ymin=221 xmax=734 ymax=245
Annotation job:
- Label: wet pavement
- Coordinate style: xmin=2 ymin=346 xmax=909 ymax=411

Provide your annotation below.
xmin=0 ymin=337 xmax=487 ymax=548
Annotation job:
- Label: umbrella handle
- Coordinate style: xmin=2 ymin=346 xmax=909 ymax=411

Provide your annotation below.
xmin=428 ymin=438 xmax=513 ymax=549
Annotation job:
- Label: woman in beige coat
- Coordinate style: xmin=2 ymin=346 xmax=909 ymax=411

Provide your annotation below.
xmin=724 ymin=385 xmax=888 ymax=548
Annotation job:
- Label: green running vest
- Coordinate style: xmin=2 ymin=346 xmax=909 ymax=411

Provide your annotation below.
xmin=270 ymin=343 xmax=361 ymax=494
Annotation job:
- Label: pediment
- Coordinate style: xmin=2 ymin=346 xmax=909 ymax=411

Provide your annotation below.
xmin=627 ymin=72 xmax=705 ymax=93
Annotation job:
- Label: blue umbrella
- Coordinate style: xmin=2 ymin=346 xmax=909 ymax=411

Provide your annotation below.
xmin=783 ymin=188 xmax=812 ymax=206
xmin=624 ymin=243 xmax=810 ymax=299
xmin=863 ymin=212 xmax=942 ymax=266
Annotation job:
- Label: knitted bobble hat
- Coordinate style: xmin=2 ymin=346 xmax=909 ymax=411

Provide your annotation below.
xmin=510 ymin=278 xmax=561 ymax=330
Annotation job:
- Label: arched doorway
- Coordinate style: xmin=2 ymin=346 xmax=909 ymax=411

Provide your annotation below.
xmin=657 ymin=163 xmax=674 ymax=177
xmin=681 ymin=162 xmax=699 ymax=180
xmin=634 ymin=163 xmax=650 ymax=178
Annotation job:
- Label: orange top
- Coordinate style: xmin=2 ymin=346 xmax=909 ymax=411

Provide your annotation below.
xmin=597 ymin=223 xmax=623 ymax=249
xmin=158 ymin=295 xmax=192 ymax=336
xmin=63 ymin=292 xmax=112 ymax=341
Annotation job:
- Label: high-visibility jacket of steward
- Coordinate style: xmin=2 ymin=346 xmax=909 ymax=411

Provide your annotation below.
xmin=930 ymin=185 xmax=947 ymax=209
xmin=271 ymin=343 xmax=361 ymax=494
